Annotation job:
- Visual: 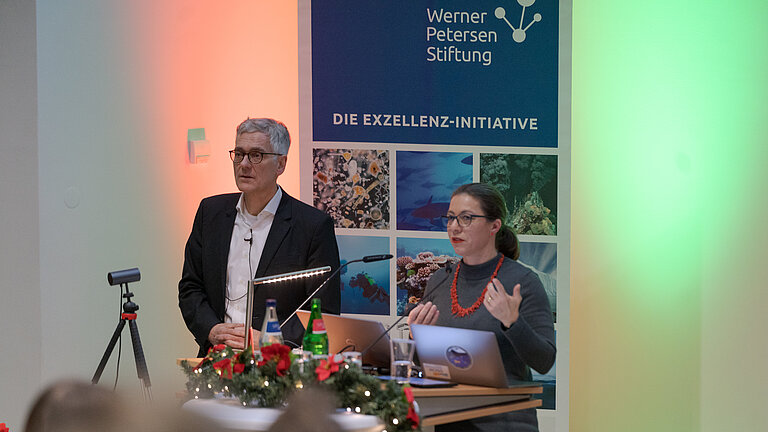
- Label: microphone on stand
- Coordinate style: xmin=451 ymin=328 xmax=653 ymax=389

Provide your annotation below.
xmin=279 ymin=254 xmax=394 ymax=329
xmin=359 ymin=262 xmax=455 ymax=357
xmin=362 ymin=254 xmax=392 ymax=262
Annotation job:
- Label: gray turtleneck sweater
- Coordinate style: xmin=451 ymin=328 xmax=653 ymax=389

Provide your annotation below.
xmin=426 ymin=253 xmax=556 ymax=432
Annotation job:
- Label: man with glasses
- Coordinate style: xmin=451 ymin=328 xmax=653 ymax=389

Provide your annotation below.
xmin=179 ymin=118 xmax=340 ymax=356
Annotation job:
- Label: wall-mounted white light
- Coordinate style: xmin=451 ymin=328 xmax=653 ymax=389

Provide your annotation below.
xmin=187 ymin=128 xmax=210 ymax=164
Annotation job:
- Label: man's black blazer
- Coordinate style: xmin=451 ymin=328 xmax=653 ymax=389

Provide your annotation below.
xmin=178 ymin=191 xmax=340 ymax=356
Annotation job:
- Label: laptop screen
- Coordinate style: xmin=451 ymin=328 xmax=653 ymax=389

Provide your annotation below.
xmin=297 ymin=311 xmax=390 ymax=367
xmin=410 ymin=324 xmax=509 ymax=388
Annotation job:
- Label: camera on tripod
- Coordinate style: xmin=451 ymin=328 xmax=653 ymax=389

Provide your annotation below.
xmin=92 ymin=267 xmax=151 ymax=400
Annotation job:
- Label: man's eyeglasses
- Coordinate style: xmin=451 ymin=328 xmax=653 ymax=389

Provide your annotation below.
xmin=441 ymin=213 xmax=494 ymax=227
xmin=229 ymin=150 xmax=283 ymax=165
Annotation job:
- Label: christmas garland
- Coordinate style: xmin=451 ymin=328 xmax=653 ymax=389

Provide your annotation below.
xmin=181 ymin=344 xmax=420 ymax=432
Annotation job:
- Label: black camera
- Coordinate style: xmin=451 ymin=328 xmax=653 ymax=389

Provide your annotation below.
xmin=107 ymin=268 xmax=141 ymax=285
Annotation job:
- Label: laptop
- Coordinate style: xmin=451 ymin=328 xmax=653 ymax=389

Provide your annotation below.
xmin=410 ymin=324 xmax=513 ymax=388
xmin=297 ymin=311 xmax=390 ymax=367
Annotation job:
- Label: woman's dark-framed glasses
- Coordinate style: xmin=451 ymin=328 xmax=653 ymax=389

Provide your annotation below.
xmin=441 ymin=213 xmax=493 ymax=227
xmin=229 ymin=150 xmax=283 ymax=164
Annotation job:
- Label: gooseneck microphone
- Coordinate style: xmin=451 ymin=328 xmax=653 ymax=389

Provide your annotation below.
xmin=279 ymin=254 xmax=394 ymax=328
xmin=359 ymin=263 xmax=454 ymax=357
xmin=362 ymin=254 xmax=393 ymax=263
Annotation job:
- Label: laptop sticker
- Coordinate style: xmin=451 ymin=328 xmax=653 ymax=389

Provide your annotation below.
xmin=445 ymin=346 xmax=473 ymax=369
xmin=422 ymin=363 xmax=451 ymax=380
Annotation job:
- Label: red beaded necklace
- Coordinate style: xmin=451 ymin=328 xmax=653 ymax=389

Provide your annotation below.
xmin=450 ymin=255 xmax=505 ymax=317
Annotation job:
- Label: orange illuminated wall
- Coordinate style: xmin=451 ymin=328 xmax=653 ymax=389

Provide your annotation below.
xmin=120 ymin=1 xmax=301 ymax=222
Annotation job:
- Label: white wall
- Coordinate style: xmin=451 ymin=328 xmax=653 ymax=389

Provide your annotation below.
xmin=0 ymin=1 xmax=299 ymax=429
xmin=0 ymin=0 xmax=41 ymax=428
xmin=34 ymin=0 xmax=190 ymax=398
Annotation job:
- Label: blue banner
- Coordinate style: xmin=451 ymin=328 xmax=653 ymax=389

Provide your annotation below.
xmin=312 ymin=0 xmax=559 ymax=147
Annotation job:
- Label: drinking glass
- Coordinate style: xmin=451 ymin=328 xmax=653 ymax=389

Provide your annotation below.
xmin=389 ymin=338 xmax=416 ymax=383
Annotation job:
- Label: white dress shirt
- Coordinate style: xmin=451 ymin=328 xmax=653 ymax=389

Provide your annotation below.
xmin=224 ymin=187 xmax=283 ymax=324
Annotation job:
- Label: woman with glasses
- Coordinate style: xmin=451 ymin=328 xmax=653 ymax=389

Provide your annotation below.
xmin=408 ymin=183 xmax=555 ymax=432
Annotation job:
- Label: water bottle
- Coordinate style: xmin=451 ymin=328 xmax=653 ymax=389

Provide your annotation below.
xmin=302 ymin=298 xmax=328 ymax=356
xmin=259 ymin=299 xmax=284 ymax=347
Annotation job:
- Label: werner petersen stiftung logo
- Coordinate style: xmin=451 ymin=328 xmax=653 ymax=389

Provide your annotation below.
xmin=495 ymin=0 xmax=543 ymax=43
xmin=425 ymin=0 xmax=543 ymax=67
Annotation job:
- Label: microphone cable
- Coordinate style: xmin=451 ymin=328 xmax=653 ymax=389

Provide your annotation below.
xmin=226 ymin=229 xmax=253 ymax=303
xmin=113 ymin=285 xmax=122 ymax=391
xmin=360 ymin=263 xmax=454 ymax=357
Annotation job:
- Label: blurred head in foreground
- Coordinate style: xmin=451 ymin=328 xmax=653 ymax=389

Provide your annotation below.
xmin=267 ymin=387 xmax=342 ymax=432
xmin=24 ymin=380 xmax=128 ymax=432
xmin=24 ymin=379 xmax=220 ymax=432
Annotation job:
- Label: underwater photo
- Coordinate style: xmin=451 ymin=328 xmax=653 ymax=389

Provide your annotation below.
xmin=337 ymin=235 xmax=390 ymax=315
xmin=518 ymin=241 xmax=557 ymax=322
xmin=532 ymin=331 xmax=557 ymax=410
xmin=396 ymin=151 xmax=472 ymax=232
xmin=395 ymin=237 xmax=459 ymax=315
xmin=480 ymin=153 xmax=558 ymax=235
xmin=313 ymin=148 xmax=390 ymax=229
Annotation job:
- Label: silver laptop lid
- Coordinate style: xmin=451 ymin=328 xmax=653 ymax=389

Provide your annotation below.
xmin=410 ymin=324 xmax=508 ymax=388
xmin=297 ymin=311 xmax=390 ymax=367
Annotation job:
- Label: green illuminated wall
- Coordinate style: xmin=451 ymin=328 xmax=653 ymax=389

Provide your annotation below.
xmin=572 ymin=1 xmax=768 ymax=431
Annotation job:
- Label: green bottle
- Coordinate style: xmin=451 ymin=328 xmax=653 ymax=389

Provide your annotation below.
xmin=302 ymin=298 xmax=328 ymax=356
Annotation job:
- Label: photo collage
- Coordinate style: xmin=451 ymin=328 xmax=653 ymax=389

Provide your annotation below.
xmin=311 ymin=149 xmax=558 ymax=321
xmin=311 ymin=147 xmax=559 ymax=407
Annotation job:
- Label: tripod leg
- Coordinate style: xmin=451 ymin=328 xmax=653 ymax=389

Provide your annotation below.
xmin=92 ymin=319 xmax=126 ymax=384
xmin=128 ymin=319 xmax=151 ymax=389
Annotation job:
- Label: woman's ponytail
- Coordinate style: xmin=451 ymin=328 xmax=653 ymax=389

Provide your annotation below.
xmin=496 ymin=225 xmax=519 ymax=260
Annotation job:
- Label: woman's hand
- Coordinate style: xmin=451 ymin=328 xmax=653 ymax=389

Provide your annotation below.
xmin=484 ymin=278 xmax=522 ymax=328
xmin=407 ymin=301 xmax=440 ymax=327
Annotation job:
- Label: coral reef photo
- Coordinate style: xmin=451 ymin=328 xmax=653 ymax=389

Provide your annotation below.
xmin=395 ymin=237 xmax=458 ymax=315
xmin=480 ymin=153 xmax=558 ymax=235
